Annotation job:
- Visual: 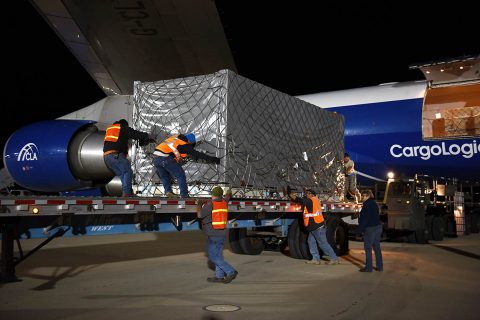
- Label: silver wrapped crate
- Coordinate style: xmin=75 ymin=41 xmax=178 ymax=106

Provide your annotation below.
xmin=133 ymin=69 xmax=344 ymax=197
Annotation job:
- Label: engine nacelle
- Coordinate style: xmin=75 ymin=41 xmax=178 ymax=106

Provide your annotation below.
xmin=3 ymin=120 xmax=115 ymax=192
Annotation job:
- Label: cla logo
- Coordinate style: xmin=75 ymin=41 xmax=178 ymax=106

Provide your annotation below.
xmin=17 ymin=143 xmax=39 ymax=161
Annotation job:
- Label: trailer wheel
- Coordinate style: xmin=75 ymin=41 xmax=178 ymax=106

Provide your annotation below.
xmin=326 ymin=217 xmax=349 ymax=256
xmin=431 ymin=216 xmax=445 ymax=241
xmin=228 ymin=228 xmax=244 ymax=254
xmin=238 ymin=228 xmax=264 ymax=255
xmin=415 ymin=229 xmax=427 ymax=244
xmin=298 ymin=225 xmax=312 ymax=260
xmin=288 ymin=219 xmax=303 ymax=259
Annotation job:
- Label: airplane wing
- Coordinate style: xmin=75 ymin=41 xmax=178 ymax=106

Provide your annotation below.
xmin=30 ymin=0 xmax=237 ymax=95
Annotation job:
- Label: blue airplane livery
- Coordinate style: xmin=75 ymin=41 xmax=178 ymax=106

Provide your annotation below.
xmin=298 ymin=65 xmax=480 ymax=183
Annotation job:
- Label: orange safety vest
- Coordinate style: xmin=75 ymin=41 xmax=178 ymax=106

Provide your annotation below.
xmin=211 ymin=199 xmax=228 ymax=230
xmin=104 ymin=124 xmax=121 ymax=142
xmin=155 ymin=135 xmax=188 ymax=162
xmin=303 ymin=196 xmax=324 ymax=227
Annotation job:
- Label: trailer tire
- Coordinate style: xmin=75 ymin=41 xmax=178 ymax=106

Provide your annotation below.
xmin=415 ymin=229 xmax=427 ymax=244
xmin=298 ymin=225 xmax=312 ymax=260
xmin=406 ymin=232 xmax=416 ymax=243
xmin=228 ymin=228 xmax=245 ymax=254
xmin=288 ymin=220 xmax=303 ymax=259
xmin=326 ymin=216 xmax=349 ymax=256
xmin=431 ymin=216 xmax=445 ymax=241
xmin=238 ymin=228 xmax=264 ymax=255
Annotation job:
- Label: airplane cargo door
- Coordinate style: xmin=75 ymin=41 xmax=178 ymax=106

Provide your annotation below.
xmin=423 ymin=83 xmax=480 ymax=139
xmin=410 ymin=55 xmax=480 ymax=140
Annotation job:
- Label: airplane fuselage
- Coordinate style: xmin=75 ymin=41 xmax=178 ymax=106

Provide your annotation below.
xmin=298 ymin=81 xmax=480 ymax=182
xmin=333 ymin=99 xmax=478 ymax=181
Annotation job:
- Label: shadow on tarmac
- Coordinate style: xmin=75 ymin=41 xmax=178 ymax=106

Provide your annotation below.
xmin=431 ymin=244 xmax=480 ymax=261
xmin=8 ymin=233 xmax=207 ymax=289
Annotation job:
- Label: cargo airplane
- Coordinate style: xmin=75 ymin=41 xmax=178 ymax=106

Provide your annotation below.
xmin=2 ymin=1 xmax=479 ymax=193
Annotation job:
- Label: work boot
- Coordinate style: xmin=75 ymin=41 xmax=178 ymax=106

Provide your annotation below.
xmin=305 ymin=260 xmax=321 ymax=265
xmin=207 ymin=277 xmax=225 ymax=283
xmin=122 ymin=193 xmax=135 ymax=197
xmin=166 ymin=192 xmax=179 ymax=199
xmin=223 ymin=271 xmax=238 ymax=283
xmin=325 ymin=259 xmax=340 ymax=265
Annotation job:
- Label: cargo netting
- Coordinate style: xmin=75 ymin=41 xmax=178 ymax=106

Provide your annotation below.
xmin=132 ymin=69 xmax=344 ymax=199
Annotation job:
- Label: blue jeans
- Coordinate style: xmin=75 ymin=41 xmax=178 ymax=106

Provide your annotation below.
xmin=363 ymin=225 xmax=383 ymax=271
xmin=104 ymin=153 xmax=133 ymax=195
xmin=308 ymin=226 xmax=338 ymax=261
xmin=153 ymin=156 xmax=188 ymax=197
xmin=207 ymin=236 xmax=236 ymax=278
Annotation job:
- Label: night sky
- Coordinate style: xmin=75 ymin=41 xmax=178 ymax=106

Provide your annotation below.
xmin=4 ymin=1 xmax=479 ymax=165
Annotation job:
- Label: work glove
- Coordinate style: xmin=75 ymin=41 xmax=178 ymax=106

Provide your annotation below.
xmin=286 ymin=185 xmax=295 ymax=199
xmin=225 ymin=188 xmax=233 ymax=198
xmin=139 ymin=134 xmax=156 ymax=146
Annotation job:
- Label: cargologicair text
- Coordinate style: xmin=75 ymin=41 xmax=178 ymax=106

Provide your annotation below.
xmin=390 ymin=141 xmax=479 ymax=160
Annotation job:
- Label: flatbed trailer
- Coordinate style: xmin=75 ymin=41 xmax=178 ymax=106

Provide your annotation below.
xmin=0 ymin=195 xmax=361 ymax=282
xmin=1 ymin=70 xmax=353 ymax=282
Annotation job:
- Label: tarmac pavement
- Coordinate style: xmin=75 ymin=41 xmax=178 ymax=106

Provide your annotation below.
xmin=1 ymin=231 xmax=479 ymax=320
